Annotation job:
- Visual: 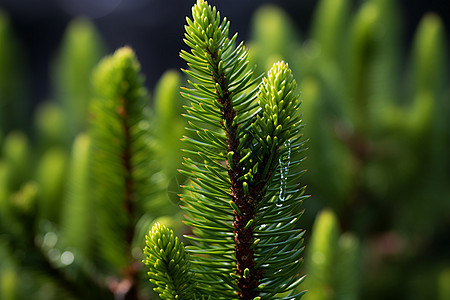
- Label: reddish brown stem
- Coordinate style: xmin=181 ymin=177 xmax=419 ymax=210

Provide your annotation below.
xmin=116 ymin=97 xmax=140 ymax=300
xmin=210 ymin=49 xmax=262 ymax=300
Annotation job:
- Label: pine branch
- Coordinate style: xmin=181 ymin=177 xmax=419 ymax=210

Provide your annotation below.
xmin=174 ymin=1 xmax=308 ymax=299
xmin=90 ymin=46 xmax=154 ymax=299
xmin=180 ymin=0 xmax=260 ymax=297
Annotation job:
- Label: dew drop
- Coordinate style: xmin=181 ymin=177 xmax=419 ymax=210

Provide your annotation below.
xmin=61 ymin=251 xmax=75 ymax=266
xmin=277 ymin=140 xmax=291 ymax=207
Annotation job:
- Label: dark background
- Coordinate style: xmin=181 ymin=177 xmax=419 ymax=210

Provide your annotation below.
xmin=0 ymin=0 xmax=449 ymax=107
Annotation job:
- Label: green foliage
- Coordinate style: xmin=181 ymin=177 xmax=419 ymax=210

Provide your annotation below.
xmin=0 ymin=0 xmax=448 ymax=299
xmin=411 ymin=14 xmax=445 ymax=96
xmin=90 ymin=46 xmax=155 ymax=272
xmin=300 ymin=78 xmax=352 ymax=211
xmin=305 ymin=209 xmax=340 ymax=300
xmin=143 ymin=223 xmax=197 ymax=300
xmin=153 ymin=70 xmax=185 ymax=177
xmin=438 ymin=268 xmax=450 ymax=300
xmin=53 ymin=17 xmax=105 ymax=139
xmin=334 ymin=234 xmax=360 ymax=300
xmin=0 ymin=266 xmax=18 ymax=300
xmin=143 ymin=1 xmax=307 ymax=299
xmin=0 ymin=19 xmax=183 ymax=299
xmin=34 ymin=147 xmax=68 ymax=223
xmin=310 ymin=0 xmax=350 ymax=65
xmin=249 ymin=0 xmax=449 ymax=299
xmin=60 ymin=133 xmax=94 ymax=260
xmin=152 ymin=70 xmax=188 ymax=208
xmin=304 ymin=209 xmax=360 ymax=300
xmin=1 ymin=131 xmax=31 ymax=191
xmin=33 ymin=102 xmax=67 ymax=153
xmin=248 ymin=5 xmax=300 ymax=74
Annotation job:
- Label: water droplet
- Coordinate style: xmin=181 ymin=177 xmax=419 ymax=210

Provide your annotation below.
xmin=61 ymin=251 xmax=75 ymax=266
xmin=277 ymin=140 xmax=291 ymax=207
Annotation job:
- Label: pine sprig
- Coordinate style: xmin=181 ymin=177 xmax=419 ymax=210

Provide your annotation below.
xmin=250 ymin=61 xmax=307 ymax=299
xmin=181 ymin=1 xmax=268 ymax=299
xmin=143 ymin=223 xmax=197 ymax=300
xmin=180 ymin=0 xmax=260 ymax=298
xmin=178 ymin=1 xmax=307 ymax=299
xmin=89 ymin=47 xmax=154 ymax=286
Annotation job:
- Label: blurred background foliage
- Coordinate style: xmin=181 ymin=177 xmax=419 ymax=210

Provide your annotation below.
xmin=0 ymin=0 xmax=449 ymax=299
